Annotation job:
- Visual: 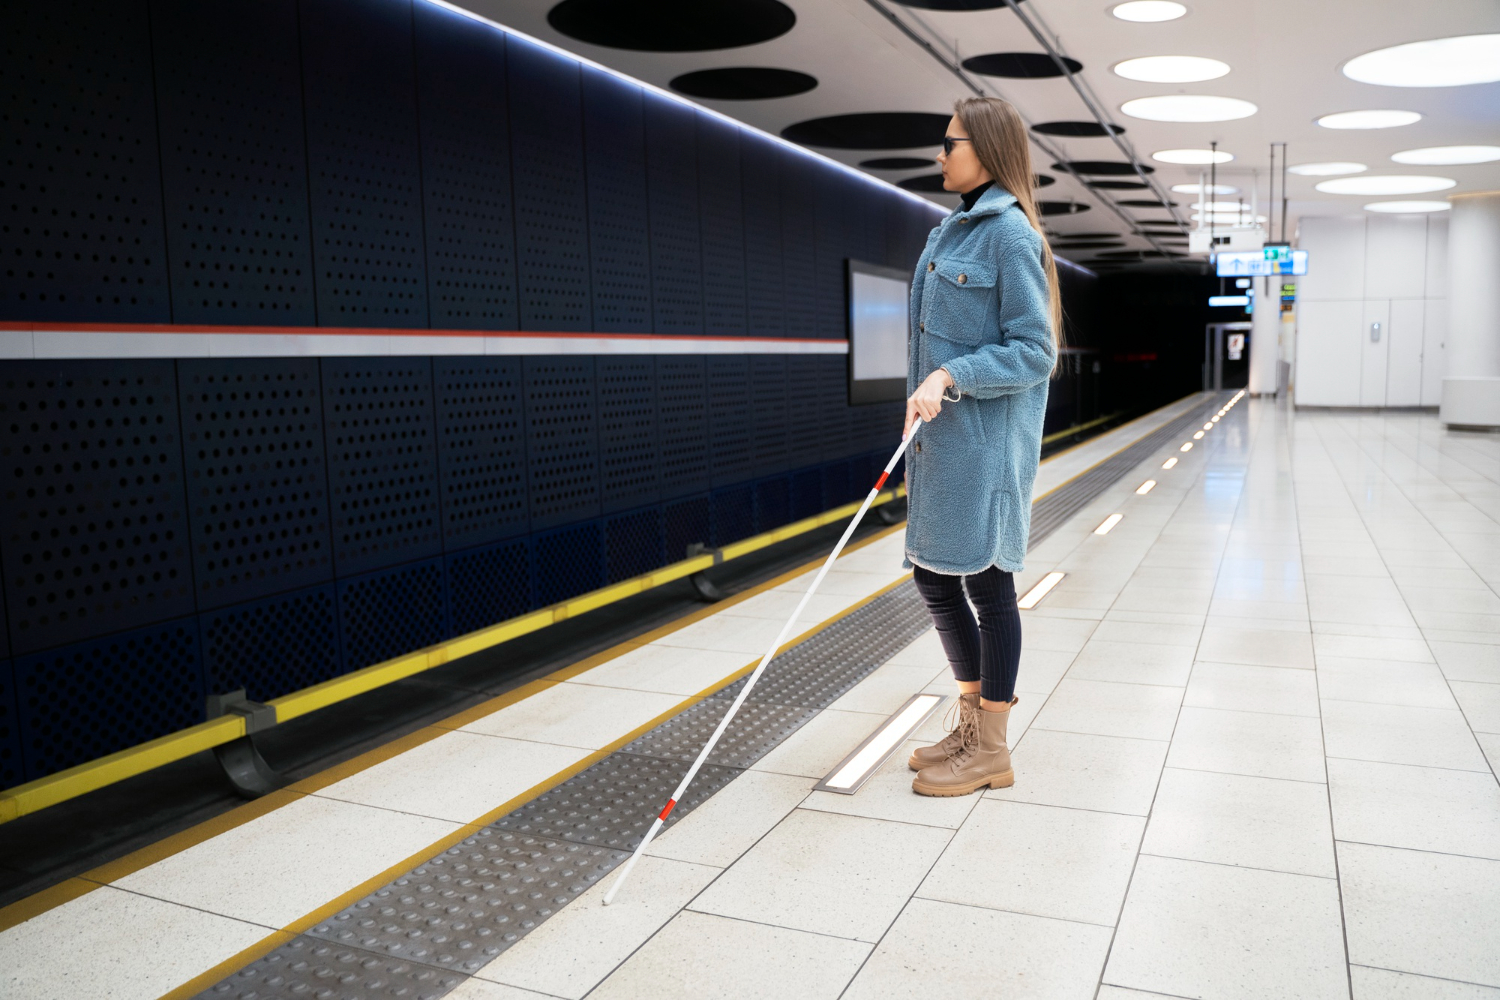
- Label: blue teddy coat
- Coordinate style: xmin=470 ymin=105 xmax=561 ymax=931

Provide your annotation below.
xmin=904 ymin=185 xmax=1057 ymax=576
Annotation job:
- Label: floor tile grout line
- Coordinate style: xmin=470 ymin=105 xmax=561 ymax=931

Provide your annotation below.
xmin=1133 ymin=850 xmax=1337 ymax=880
xmin=1349 ymin=962 xmax=1500 ymax=991
xmin=1332 ymin=837 xmax=1500 ymax=864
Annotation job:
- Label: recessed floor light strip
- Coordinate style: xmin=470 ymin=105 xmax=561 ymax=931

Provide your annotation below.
xmin=815 ymin=693 xmax=945 ymax=793
xmin=1162 ymin=457 xmax=1178 ymax=469
xmin=1180 ymin=442 xmax=1194 ymax=451
xmin=1019 ymin=571 xmax=1067 ymax=610
xmin=1095 ymin=513 xmax=1124 ymax=535
xmin=1136 ymin=479 xmax=1157 ymax=494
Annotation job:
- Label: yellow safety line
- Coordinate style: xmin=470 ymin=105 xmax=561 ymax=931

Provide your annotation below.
xmin=0 ymin=487 xmax=905 ymax=823
xmin=0 ymin=520 xmax=909 ymax=935
xmin=1039 ymin=409 xmax=1126 ymax=446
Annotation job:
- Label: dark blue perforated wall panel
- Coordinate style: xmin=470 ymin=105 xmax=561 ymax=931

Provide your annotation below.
xmin=152 ymin=0 xmax=316 ymax=326
xmin=300 ymin=0 xmax=428 ymax=326
xmin=337 ymin=557 xmax=448 ymax=670
xmin=201 ymin=583 xmax=341 ymax=702
xmin=605 ymin=507 xmax=664 ymax=584
xmin=697 ymin=114 xmax=747 ymax=337
xmin=707 ymin=357 xmax=753 ymax=487
xmin=823 ymin=459 xmax=853 ymax=509
xmin=815 ymin=172 xmax=853 ymax=341
xmin=790 ymin=466 xmax=823 ymax=521
xmin=321 ymin=357 xmax=441 ymax=576
xmin=0 ymin=360 xmax=194 ymax=655
xmin=741 ymin=135 xmax=785 ymax=338
xmin=448 ymin=537 xmax=531 ymax=636
xmin=754 ymin=477 xmax=790 ymax=533
xmin=749 ymin=355 xmax=788 ymax=477
xmin=0 ymin=0 xmax=170 ymax=322
xmin=645 ymin=100 xmax=703 ymax=335
xmin=583 ymin=70 xmax=652 ymax=334
xmin=534 ymin=521 xmax=603 ymax=606
xmin=14 ymin=617 xmax=203 ymax=780
xmin=507 ymin=38 xmax=590 ymax=331
xmin=414 ymin=3 xmax=519 ymax=330
xmin=711 ymin=485 xmax=754 ymax=547
xmin=656 ymin=356 xmax=708 ymax=499
xmin=179 ymin=358 xmax=332 ymax=610
xmin=664 ymin=495 xmax=709 ymax=562
xmin=780 ymin=153 xmax=819 ymax=339
xmin=523 ymin=357 xmax=600 ymax=530
xmin=597 ymin=357 xmax=658 ymax=514
xmin=433 ymin=357 xmax=528 ymax=548
xmin=0 ymin=663 xmax=19 ymax=790
xmin=785 ymin=356 xmax=822 ymax=469
xmin=817 ymin=353 xmax=854 ymax=460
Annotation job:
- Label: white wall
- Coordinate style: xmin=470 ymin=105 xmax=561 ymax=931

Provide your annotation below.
xmin=1293 ymin=214 xmax=1447 ymax=407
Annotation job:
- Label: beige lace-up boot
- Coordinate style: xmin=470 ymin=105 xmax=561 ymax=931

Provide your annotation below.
xmin=907 ymin=692 xmax=981 ymax=771
xmin=912 ymin=696 xmax=1017 ymax=796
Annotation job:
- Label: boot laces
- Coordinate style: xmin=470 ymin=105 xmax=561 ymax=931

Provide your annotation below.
xmin=947 ymin=698 xmax=981 ymax=761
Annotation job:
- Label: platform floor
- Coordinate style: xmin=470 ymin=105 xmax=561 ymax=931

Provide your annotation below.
xmin=4 ymin=397 xmax=1499 ymax=999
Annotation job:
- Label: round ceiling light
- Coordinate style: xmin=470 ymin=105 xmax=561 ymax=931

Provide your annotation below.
xmin=1315 ymin=175 xmax=1457 ymax=195
xmin=1391 ymin=145 xmax=1500 ymax=165
xmin=1316 ymin=109 xmax=1422 ymax=129
xmin=1287 ymin=162 xmax=1367 ymax=176
xmin=1363 ymin=201 xmax=1452 ymax=213
xmin=1343 ymin=34 xmax=1500 ymax=88
xmin=1114 ymin=56 xmax=1229 ymax=83
xmin=1171 ymin=182 xmax=1238 ymax=194
xmin=1121 ymin=95 xmax=1257 ymax=122
xmin=1111 ymin=1 xmax=1187 ymax=21
xmin=1152 ymin=148 xmax=1234 ymax=165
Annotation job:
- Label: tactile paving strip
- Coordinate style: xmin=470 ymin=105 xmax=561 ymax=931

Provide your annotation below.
xmin=493 ymin=753 xmax=742 ymax=849
xmin=197 ymin=403 xmax=1220 ymax=999
xmin=303 ymin=831 xmax=626 ymax=974
xmin=619 ymin=698 xmax=821 ymax=769
xmin=1027 ymin=396 xmax=1228 ymax=548
xmin=199 ymin=935 xmax=464 ymax=999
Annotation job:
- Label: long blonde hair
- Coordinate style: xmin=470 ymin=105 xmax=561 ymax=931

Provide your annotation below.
xmin=953 ymin=97 xmax=1064 ymax=361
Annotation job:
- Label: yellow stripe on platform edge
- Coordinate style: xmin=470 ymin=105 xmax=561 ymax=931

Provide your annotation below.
xmin=0 ymin=486 xmax=906 ymax=824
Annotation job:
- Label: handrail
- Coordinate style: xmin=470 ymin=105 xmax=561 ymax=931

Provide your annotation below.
xmin=0 ymin=486 xmax=905 ymax=824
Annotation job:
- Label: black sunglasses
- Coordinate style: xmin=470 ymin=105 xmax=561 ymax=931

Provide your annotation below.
xmin=942 ymin=136 xmax=972 ymax=155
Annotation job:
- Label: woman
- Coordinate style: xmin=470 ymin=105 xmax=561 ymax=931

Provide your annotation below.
xmin=903 ymin=97 xmax=1061 ymax=797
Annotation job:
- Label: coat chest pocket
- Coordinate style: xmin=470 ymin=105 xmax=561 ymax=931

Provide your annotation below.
xmin=923 ymin=257 xmax=998 ymax=347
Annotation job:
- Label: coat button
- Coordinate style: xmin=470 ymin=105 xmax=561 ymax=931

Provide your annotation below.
xmin=958 ymin=274 xmax=967 ymax=284
xmin=927 ymin=261 xmax=935 ymax=272
xmin=919 ymin=322 xmax=925 ymax=331
xmin=915 ymin=441 xmax=922 ymax=453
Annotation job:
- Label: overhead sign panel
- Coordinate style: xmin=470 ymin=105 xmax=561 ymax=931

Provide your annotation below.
xmin=1216 ymin=248 xmax=1309 ymax=276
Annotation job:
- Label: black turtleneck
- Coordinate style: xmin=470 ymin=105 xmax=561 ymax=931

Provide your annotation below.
xmin=960 ymin=180 xmax=994 ymax=212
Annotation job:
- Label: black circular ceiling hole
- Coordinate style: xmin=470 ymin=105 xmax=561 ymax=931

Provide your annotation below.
xmin=1055 ymin=232 xmax=1119 ymax=239
xmin=1039 ymin=201 xmax=1091 ymax=216
xmin=670 ymin=67 xmax=817 ymax=99
xmin=1051 ymin=241 xmax=1125 ymax=250
xmin=897 ymin=174 xmax=949 ymax=193
xmin=1119 ymin=199 xmax=1178 ymax=207
xmin=1032 ymin=120 xmax=1125 ymax=137
xmin=861 ymin=156 xmax=933 ymax=170
xmin=1088 ymin=180 xmax=1150 ymax=190
xmin=782 ymin=112 xmax=950 ymax=149
xmin=962 ymin=52 xmax=1081 ymax=79
xmin=1097 ymin=249 xmax=1186 ymax=258
xmin=1055 ymin=160 xmax=1154 ymax=176
xmin=891 ymin=0 xmax=1025 ymax=9
xmin=548 ymin=0 xmax=795 ymax=51
xmin=1034 ymin=173 xmax=1056 ymax=187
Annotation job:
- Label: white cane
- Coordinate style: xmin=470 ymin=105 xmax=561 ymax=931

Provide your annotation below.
xmin=603 ymin=417 xmax=924 ymax=905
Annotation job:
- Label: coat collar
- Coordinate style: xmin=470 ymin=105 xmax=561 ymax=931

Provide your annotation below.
xmin=952 ymin=184 xmax=1017 ymax=220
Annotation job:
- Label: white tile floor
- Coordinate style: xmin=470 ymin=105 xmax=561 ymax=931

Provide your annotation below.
xmin=496 ymin=401 xmax=1500 ymax=1000
xmin=6 ymin=397 xmax=1499 ymax=1000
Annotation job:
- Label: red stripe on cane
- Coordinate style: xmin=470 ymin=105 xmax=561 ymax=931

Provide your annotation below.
xmin=658 ymin=798 xmax=677 ymax=821
xmin=874 ymin=471 xmax=889 ymax=490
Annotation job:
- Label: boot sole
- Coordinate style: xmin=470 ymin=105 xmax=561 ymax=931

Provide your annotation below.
xmin=912 ymin=769 xmax=1014 ymax=797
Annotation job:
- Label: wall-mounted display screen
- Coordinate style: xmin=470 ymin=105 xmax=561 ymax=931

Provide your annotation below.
xmin=1216 ymin=248 xmax=1309 ymax=277
xmin=847 ymin=260 xmax=912 ymax=404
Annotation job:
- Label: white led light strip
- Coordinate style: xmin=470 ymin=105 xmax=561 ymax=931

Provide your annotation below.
xmin=815 ymin=694 xmax=945 ymax=793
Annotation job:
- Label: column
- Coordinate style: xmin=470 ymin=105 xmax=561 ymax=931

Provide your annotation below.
xmin=1441 ymin=191 xmax=1500 ymax=428
xmin=1248 ymin=274 xmax=1281 ymax=395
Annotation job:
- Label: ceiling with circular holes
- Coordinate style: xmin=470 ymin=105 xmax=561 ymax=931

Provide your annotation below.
xmin=452 ymin=0 xmax=1498 ymax=268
